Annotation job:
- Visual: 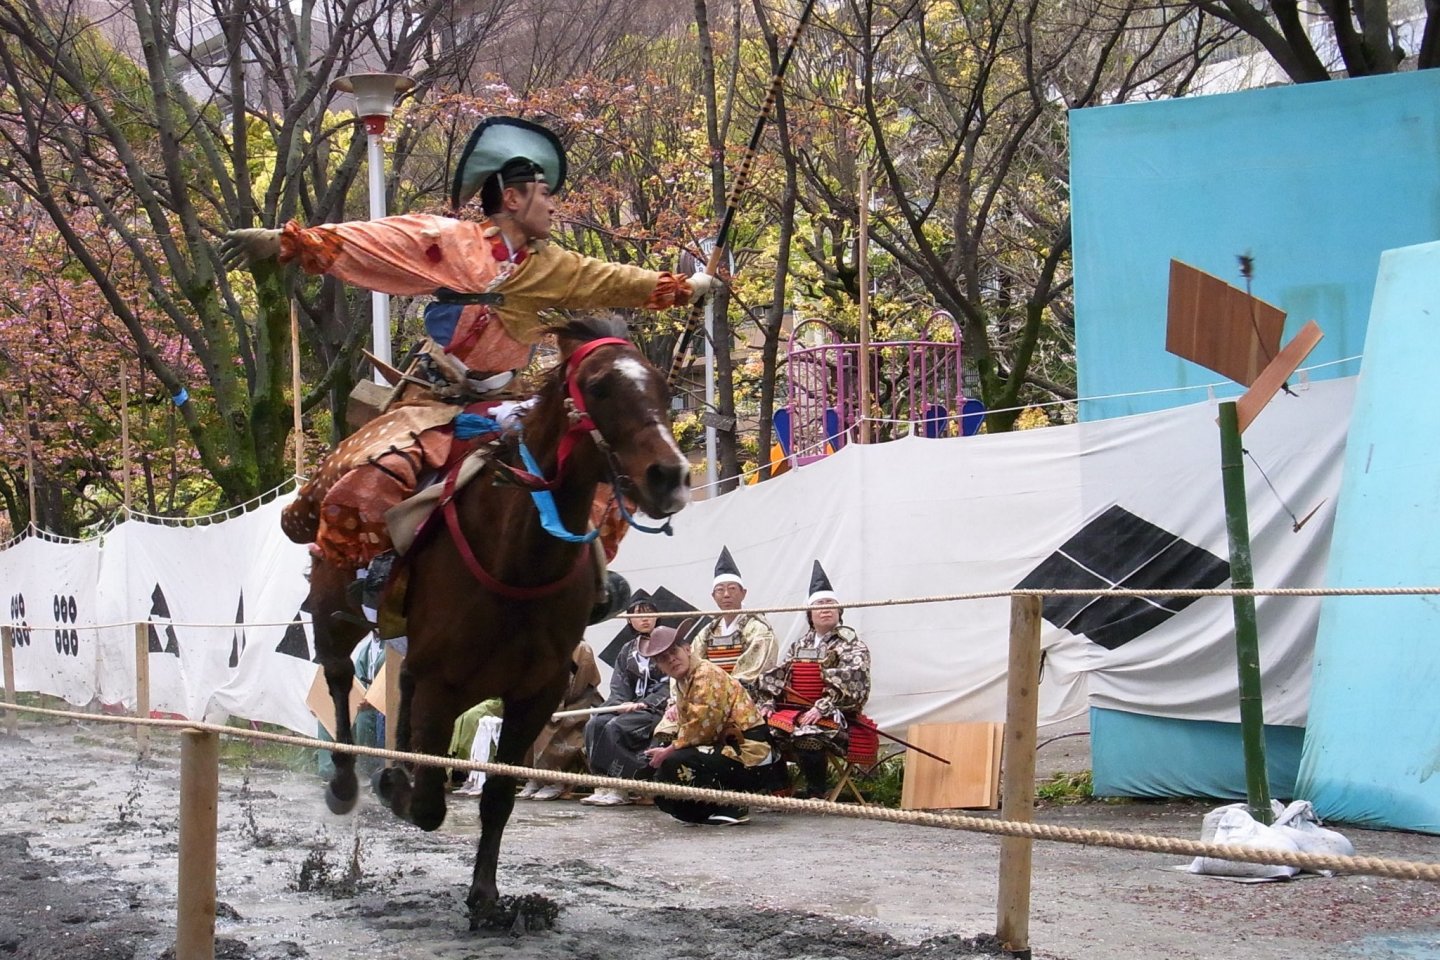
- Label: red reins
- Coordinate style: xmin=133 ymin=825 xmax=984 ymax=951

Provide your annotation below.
xmin=441 ymin=336 xmax=630 ymax=600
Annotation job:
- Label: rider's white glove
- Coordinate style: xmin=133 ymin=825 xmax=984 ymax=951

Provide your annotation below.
xmin=687 ymin=272 xmax=716 ymax=303
xmin=219 ymin=228 xmax=283 ymax=269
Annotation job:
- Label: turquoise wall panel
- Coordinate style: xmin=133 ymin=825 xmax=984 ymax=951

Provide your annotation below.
xmin=1071 ymin=71 xmax=1440 ymax=421
xmin=1295 ymin=241 xmax=1440 ymax=834
xmin=1091 ymin=707 xmax=1304 ymax=800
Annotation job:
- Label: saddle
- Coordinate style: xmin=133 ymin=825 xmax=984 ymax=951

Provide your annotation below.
xmin=283 ymin=400 xmax=507 ymax=570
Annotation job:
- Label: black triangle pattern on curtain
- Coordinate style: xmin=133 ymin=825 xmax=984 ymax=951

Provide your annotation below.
xmin=1016 ymin=504 xmax=1229 ymax=650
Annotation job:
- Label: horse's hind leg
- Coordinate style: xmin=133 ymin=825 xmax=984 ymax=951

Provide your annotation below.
xmin=468 ymin=679 xmax=565 ymax=927
xmin=374 ymin=665 xmax=418 ymax=818
xmin=308 ymin=558 xmax=370 ymax=815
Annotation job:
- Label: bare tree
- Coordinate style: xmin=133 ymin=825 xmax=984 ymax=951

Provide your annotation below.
xmin=783 ymin=0 xmax=1236 ymax=430
xmin=1184 ymin=0 xmax=1436 ymax=80
xmin=0 ymin=0 xmax=499 ymax=506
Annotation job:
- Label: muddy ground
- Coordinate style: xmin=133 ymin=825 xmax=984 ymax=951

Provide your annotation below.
xmin=0 ymin=721 xmax=1437 ymax=960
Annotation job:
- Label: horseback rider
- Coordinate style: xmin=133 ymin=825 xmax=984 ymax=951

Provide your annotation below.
xmin=220 ymin=117 xmax=711 ymax=619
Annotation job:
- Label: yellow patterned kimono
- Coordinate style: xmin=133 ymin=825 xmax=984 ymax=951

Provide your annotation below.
xmin=691 ymin=614 xmax=779 ymax=688
xmin=672 ymin=659 xmax=769 ymax=767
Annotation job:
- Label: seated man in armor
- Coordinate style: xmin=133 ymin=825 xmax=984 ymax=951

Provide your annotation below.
xmin=756 ymin=560 xmax=872 ymax=800
xmin=689 ymin=546 xmax=778 ymax=694
xmin=651 ymin=546 xmax=778 ymax=742
xmin=581 ymin=594 xmax=672 ymax=806
xmin=219 ymin=116 xmax=712 ymax=618
xmin=642 ymin=622 xmax=775 ymax=826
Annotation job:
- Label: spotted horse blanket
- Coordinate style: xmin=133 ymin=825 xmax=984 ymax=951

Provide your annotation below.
xmin=283 ymin=400 xmax=632 ymax=572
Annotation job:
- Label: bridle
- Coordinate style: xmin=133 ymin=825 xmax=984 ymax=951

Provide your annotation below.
xmin=441 ymin=336 xmax=671 ymax=599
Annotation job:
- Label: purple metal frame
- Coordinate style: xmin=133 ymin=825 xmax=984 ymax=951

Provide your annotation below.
xmin=784 ymin=312 xmax=966 ymax=466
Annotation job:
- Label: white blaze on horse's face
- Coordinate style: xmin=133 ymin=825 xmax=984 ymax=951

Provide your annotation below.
xmin=613 ymin=356 xmax=653 ymax=393
xmin=587 ymin=346 xmax=691 ymax=517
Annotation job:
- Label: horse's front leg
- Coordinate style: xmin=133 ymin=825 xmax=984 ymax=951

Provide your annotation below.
xmin=308 ymin=559 xmax=369 ymax=815
xmin=375 ymin=666 xmax=462 ymax=831
xmin=468 ymin=680 xmax=565 ymax=927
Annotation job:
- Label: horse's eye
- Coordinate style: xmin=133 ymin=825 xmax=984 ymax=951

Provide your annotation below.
xmin=586 ymin=377 xmax=612 ymax=401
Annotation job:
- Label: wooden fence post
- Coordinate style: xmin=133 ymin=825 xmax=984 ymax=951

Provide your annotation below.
xmin=2 ymin=626 xmax=15 ymax=737
xmin=175 ymin=728 xmax=219 ymax=960
xmin=996 ymin=593 xmax=1042 ymax=958
xmin=134 ymin=622 xmax=150 ymax=759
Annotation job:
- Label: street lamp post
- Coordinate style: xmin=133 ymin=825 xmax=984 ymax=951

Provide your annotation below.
xmin=331 ymin=72 xmax=414 ymax=384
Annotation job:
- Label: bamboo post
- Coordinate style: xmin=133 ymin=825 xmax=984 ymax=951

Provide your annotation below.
xmin=291 ymin=300 xmax=304 ymax=477
xmin=134 ymin=622 xmax=150 ymax=760
xmin=858 ymin=155 xmax=872 ymax=444
xmin=2 ymin=626 xmax=15 ymax=737
xmin=384 ymin=644 xmax=402 ymax=758
xmin=120 ymin=362 xmax=132 ymax=514
xmin=996 ymin=593 xmax=1042 ymax=958
xmin=175 ymin=728 xmax=219 ymax=960
xmin=1218 ymin=400 xmax=1272 ymax=823
xmin=24 ymin=401 xmax=36 ymax=528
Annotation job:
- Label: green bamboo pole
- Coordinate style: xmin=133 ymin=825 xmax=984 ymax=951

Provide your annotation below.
xmin=1217 ymin=400 xmax=1272 ymax=824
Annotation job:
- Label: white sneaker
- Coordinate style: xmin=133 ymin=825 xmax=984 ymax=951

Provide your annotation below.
xmin=705 ymin=811 xmax=750 ymax=826
xmin=581 ymin=789 xmax=631 ymax=806
xmin=531 ymin=782 xmax=567 ymax=801
xmin=517 ymin=779 xmax=542 ymax=799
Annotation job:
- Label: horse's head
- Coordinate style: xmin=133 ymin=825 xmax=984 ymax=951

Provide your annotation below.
xmin=552 ymin=317 xmax=691 ymax=518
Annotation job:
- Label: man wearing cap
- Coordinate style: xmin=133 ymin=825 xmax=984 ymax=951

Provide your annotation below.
xmin=689 ymin=546 xmax=778 ymax=693
xmin=219 ymin=116 xmax=710 ymax=591
xmin=756 ymin=560 xmax=871 ymax=799
xmin=640 ymin=622 xmax=771 ymax=825
xmin=581 ymin=593 xmax=672 ymax=806
xmin=221 ymin=116 xmax=713 ymax=401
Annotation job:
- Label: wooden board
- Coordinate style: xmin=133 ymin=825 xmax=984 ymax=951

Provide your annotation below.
xmin=1166 ymin=260 xmax=1286 ymax=386
xmin=1235 ymin=320 xmax=1323 ymax=433
xmin=305 ymin=667 xmax=366 ymax=740
xmin=900 ymin=722 xmax=1004 ymax=810
xmin=364 ymin=660 xmax=388 ymax=715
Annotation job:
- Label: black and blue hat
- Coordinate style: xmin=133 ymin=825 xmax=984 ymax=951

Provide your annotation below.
xmin=450 ymin=116 xmax=568 ymax=211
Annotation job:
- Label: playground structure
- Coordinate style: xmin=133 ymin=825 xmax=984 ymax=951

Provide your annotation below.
xmin=779 ymin=310 xmax=985 ymax=467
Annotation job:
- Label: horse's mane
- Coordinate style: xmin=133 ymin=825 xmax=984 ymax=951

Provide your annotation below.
xmin=543 ymin=313 xmax=631 ymax=345
xmin=523 ymin=314 xmax=638 ymax=444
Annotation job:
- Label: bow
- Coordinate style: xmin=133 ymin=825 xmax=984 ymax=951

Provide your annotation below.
xmin=666 ymin=0 xmax=820 ymax=388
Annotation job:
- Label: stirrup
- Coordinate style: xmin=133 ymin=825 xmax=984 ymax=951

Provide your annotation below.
xmin=587 ymin=571 xmax=632 ymax=625
xmin=362 ymin=551 xmax=398 ymax=609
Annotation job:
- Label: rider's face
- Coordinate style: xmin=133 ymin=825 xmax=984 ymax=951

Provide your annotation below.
xmin=505 ymin=182 xmax=555 ymax=240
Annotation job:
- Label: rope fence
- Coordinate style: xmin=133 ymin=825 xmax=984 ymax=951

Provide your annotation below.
xmin=4 ymin=582 xmax=1439 ymax=633
xmin=4 ymin=700 xmax=1438 ymax=884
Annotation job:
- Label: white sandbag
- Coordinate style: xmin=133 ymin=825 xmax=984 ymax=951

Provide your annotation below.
xmin=1273 ymin=799 xmax=1355 ymax=861
xmin=1199 ymin=800 xmax=1283 ymax=843
xmin=1189 ymin=807 xmax=1300 ymax=879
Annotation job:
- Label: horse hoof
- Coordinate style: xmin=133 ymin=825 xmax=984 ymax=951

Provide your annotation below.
xmin=373 ymin=766 xmax=404 ymax=805
xmin=469 ymin=893 xmax=560 ymax=933
xmin=324 ymin=782 xmax=358 ymax=816
xmin=411 ymin=797 xmax=447 ymax=832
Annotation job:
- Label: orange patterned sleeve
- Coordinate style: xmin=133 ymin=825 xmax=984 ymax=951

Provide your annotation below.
xmin=276 ymin=215 xmax=502 ymax=296
xmin=641 ymin=273 xmax=696 ymax=310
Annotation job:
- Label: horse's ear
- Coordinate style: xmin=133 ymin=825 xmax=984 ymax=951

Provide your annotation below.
xmin=548 ymin=314 xmax=631 ymax=361
xmin=552 ymin=326 xmax=590 ymax=363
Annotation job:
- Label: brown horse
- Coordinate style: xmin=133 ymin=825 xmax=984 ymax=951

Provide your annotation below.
xmin=306 ymin=316 xmax=690 ymax=925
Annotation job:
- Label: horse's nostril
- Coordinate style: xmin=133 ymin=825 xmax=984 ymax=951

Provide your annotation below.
xmin=647 ymin=461 xmax=687 ymax=494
